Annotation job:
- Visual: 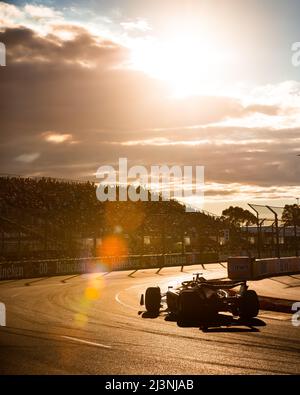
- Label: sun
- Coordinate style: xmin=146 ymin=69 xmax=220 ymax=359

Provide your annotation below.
xmin=130 ymin=29 xmax=235 ymax=97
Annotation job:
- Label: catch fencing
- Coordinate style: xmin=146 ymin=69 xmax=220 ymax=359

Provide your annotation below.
xmin=248 ymin=204 xmax=299 ymax=258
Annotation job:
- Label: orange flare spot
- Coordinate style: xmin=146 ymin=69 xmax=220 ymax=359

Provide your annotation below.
xmin=85 ymin=286 xmax=100 ymax=301
xmin=99 ymin=235 xmax=128 ymax=257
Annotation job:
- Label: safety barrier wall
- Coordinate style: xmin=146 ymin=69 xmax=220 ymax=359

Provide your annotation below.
xmin=0 ymin=252 xmax=218 ymax=281
xmin=228 ymin=256 xmax=300 ymax=280
xmin=227 ymin=257 xmax=254 ymax=280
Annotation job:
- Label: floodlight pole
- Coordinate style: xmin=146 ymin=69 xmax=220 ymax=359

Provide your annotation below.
xmin=266 ymin=206 xmax=280 ymax=258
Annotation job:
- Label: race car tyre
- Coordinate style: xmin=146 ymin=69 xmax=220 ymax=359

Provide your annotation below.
xmin=145 ymin=287 xmax=161 ymax=313
xmin=239 ymin=290 xmax=259 ymax=319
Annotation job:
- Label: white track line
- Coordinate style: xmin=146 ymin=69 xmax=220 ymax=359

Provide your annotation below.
xmin=115 ymin=281 xmax=160 ymax=311
xmin=115 ymin=291 xmax=137 ymax=311
xmin=61 ymin=335 xmax=112 ymax=349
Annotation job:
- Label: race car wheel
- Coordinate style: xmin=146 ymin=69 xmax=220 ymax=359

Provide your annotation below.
xmin=145 ymin=287 xmax=161 ymax=313
xmin=239 ymin=290 xmax=259 ymax=319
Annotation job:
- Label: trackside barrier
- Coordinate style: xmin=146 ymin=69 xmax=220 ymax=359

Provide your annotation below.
xmin=0 ymin=252 xmax=218 ymax=281
xmin=227 ymin=257 xmax=254 ymax=280
xmin=228 ymin=256 xmax=300 ymax=280
xmin=253 ymin=257 xmax=300 ymax=279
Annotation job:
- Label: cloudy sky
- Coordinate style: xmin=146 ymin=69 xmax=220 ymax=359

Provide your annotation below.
xmin=1 ymin=0 xmax=300 ymax=214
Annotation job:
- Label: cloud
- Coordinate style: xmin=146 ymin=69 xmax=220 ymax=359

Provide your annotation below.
xmin=42 ymin=132 xmax=74 ymax=144
xmin=15 ymin=153 xmax=40 ymax=163
xmin=203 ymin=182 xmax=300 ymax=212
xmin=120 ymin=19 xmax=151 ymax=32
xmin=0 ymin=1 xmax=64 ymax=31
xmin=0 ymin=8 xmax=300 ymax=211
xmin=245 ymin=104 xmax=280 ymax=116
xmin=23 ymin=4 xmax=61 ymax=20
xmin=1 ymin=25 xmax=128 ymax=67
xmin=0 ymin=1 xmax=23 ymax=27
xmin=118 ymin=137 xmax=277 ymax=147
xmin=1 ymin=25 xmax=248 ymax=137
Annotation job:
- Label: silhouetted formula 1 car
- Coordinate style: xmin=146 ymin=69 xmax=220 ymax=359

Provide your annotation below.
xmin=140 ymin=273 xmax=259 ymax=326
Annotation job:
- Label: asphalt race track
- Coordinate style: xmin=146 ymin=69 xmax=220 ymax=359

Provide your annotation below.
xmin=0 ymin=264 xmax=299 ymax=375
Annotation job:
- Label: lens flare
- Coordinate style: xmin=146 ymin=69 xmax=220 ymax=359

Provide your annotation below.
xmin=74 ymin=312 xmax=88 ymax=327
xmin=99 ymin=235 xmax=128 ymax=257
xmin=73 ymin=274 xmax=106 ymax=327
xmin=85 ymin=286 xmax=100 ymax=301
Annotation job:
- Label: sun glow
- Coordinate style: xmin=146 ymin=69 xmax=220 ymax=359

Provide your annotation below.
xmin=130 ymin=29 xmax=235 ymax=97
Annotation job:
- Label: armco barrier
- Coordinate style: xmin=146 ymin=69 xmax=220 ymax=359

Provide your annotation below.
xmin=228 ymin=256 xmax=300 ymax=280
xmin=0 ymin=252 xmax=218 ymax=281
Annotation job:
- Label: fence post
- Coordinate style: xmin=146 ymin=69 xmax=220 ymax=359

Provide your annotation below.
xmin=267 ymin=206 xmax=280 ymax=258
xmin=257 ymin=214 xmax=261 ymax=259
xmin=293 ymin=208 xmax=299 ymax=257
xmin=275 ymin=214 xmax=280 ymax=258
xmin=271 ymin=223 xmax=275 ymax=257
